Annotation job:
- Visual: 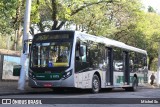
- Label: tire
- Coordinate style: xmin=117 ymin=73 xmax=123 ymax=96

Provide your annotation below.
xmin=92 ymin=74 xmax=100 ymax=93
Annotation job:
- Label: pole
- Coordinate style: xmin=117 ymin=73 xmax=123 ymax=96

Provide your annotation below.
xmin=157 ymin=42 xmax=160 ymax=87
xmin=18 ymin=0 xmax=32 ymax=90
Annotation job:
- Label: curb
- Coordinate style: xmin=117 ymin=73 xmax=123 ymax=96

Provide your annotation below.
xmin=0 ymin=91 xmax=28 ymax=96
xmin=0 ymin=91 xmax=52 ymax=96
xmin=138 ymin=84 xmax=159 ymax=89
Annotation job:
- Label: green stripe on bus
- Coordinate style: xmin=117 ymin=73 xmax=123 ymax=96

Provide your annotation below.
xmin=34 ymin=73 xmax=62 ymax=80
xmin=116 ymin=76 xmax=145 ymax=83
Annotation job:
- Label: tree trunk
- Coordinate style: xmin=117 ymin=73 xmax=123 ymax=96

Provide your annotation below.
xmin=51 ymin=0 xmax=58 ymax=30
xmin=11 ymin=0 xmax=23 ymax=50
xmin=12 ymin=22 xmax=22 ymax=51
xmin=148 ymin=57 xmax=154 ymax=70
xmin=38 ymin=18 xmax=44 ymax=32
xmin=16 ymin=22 xmax=22 ymax=50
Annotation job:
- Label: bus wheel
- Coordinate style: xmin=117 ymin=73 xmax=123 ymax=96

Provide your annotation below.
xmin=92 ymin=74 xmax=100 ymax=93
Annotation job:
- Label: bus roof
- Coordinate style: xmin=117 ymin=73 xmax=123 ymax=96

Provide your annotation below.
xmin=75 ymin=31 xmax=147 ymax=55
xmin=33 ymin=30 xmax=147 ymax=55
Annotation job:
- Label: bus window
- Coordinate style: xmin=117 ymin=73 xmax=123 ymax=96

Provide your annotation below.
xmin=143 ymin=56 xmax=147 ymax=66
xmin=81 ymin=45 xmax=86 ymax=62
xmin=75 ymin=41 xmax=89 ymax=72
xmin=31 ymin=42 xmax=71 ymax=68
xmin=41 ymin=45 xmax=49 ymax=67
xmin=129 ymin=52 xmax=147 ymax=73
xmin=113 ymin=48 xmax=123 ymax=72
xmin=75 ymin=40 xmax=80 ymax=60
xmin=31 ymin=45 xmax=38 ymax=67
xmin=50 ymin=46 xmax=58 ymax=63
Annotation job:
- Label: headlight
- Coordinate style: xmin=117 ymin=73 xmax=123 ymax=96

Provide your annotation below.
xmin=62 ymin=69 xmax=72 ymax=80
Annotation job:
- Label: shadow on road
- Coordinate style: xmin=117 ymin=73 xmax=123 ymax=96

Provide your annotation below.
xmin=26 ymin=88 xmax=129 ymax=95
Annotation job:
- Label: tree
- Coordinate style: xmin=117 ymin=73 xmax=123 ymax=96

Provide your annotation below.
xmin=30 ymin=0 xmax=115 ymax=32
xmin=11 ymin=0 xmax=24 ymax=50
xmin=0 ymin=0 xmax=26 ymax=50
xmin=0 ymin=0 xmax=18 ymax=49
xmin=135 ymin=12 xmax=160 ymax=70
xmin=1 ymin=0 xmax=160 ymax=71
xmin=148 ymin=6 xmax=156 ymax=13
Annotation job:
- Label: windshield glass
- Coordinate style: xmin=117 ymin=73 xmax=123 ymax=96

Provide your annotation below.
xmin=30 ymin=42 xmax=72 ymax=68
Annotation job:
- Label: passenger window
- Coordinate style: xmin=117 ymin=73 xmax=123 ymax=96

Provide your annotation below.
xmin=75 ymin=40 xmax=89 ymax=72
xmin=81 ymin=45 xmax=87 ymax=62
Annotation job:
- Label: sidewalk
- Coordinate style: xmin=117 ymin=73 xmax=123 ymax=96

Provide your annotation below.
xmin=139 ymin=83 xmax=160 ymax=89
xmin=0 ymin=81 xmax=159 ymax=95
xmin=0 ymin=81 xmax=52 ymax=95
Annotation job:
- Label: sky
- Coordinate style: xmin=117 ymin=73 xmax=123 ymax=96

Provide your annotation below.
xmin=141 ymin=0 xmax=160 ymax=12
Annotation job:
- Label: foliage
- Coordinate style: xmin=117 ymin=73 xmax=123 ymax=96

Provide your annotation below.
xmin=1 ymin=0 xmax=160 ymax=70
xmin=0 ymin=0 xmax=17 ymax=34
xmin=0 ymin=0 xmax=18 ymax=50
xmin=136 ymin=12 xmax=160 ymax=70
xmin=148 ymin=6 xmax=156 ymax=13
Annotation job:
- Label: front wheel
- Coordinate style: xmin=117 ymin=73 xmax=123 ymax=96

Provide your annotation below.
xmin=92 ymin=74 xmax=100 ymax=93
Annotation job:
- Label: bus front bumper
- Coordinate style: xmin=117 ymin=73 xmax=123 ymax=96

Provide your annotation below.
xmin=28 ymin=76 xmax=74 ymax=88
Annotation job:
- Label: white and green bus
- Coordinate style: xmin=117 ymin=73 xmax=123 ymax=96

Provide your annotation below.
xmin=28 ymin=30 xmax=148 ymax=93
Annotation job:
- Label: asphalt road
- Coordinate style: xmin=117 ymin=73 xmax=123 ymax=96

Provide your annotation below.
xmin=0 ymin=88 xmax=160 ymax=107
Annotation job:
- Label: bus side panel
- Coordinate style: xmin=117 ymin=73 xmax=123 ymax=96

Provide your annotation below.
xmin=74 ymin=70 xmax=103 ymax=89
xmin=61 ymin=74 xmax=75 ymax=87
xmin=101 ymin=70 xmax=107 ymax=88
xmin=113 ymin=72 xmax=124 ymax=86
xmin=129 ymin=73 xmax=145 ymax=86
xmin=74 ymin=72 xmax=92 ymax=89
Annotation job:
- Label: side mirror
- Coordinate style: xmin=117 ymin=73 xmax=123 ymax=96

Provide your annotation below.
xmin=29 ymin=44 xmax=32 ymax=53
xmin=79 ymin=46 xmax=84 ymax=56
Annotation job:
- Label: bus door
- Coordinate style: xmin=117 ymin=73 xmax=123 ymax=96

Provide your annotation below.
xmin=123 ymin=51 xmax=130 ymax=85
xmin=106 ymin=47 xmax=113 ymax=86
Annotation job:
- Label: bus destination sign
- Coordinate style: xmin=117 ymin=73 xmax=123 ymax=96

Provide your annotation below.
xmin=35 ymin=34 xmax=70 ymax=41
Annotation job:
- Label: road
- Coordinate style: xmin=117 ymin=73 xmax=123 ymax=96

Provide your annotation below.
xmin=0 ymin=87 xmax=160 ymax=107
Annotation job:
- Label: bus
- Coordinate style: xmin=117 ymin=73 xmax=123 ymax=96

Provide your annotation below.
xmin=28 ymin=30 xmax=148 ymax=93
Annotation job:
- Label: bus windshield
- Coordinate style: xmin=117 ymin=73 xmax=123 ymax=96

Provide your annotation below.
xmin=30 ymin=42 xmax=72 ymax=68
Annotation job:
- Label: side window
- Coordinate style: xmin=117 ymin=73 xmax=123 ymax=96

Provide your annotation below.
xmin=136 ymin=53 xmax=143 ymax=71
xmin=113 ymin=48 xmax=123 ymax=72
xmin=129 ymin=52 xmax=147 ymax=73
xmin=129 ymin=52 xmax=135 ymax=72
xmin=88 ymin=43 xmax=106 ymax=69
xmin=75 ymin=40 xmax=89 ymax=72
xmin=75 ymin=40 xmax=81 ymax=60
xmin=31 ymin=45 xmax=39 ymax=67
xmin=75 ymin=41 xmax=87 ymax=62
xmin=88 ymin=43 xmax=99 ymax=68
xmin=143 ymin=55 xmax=147 ymax=66
xmin=81 ymin=45 xmax=87 ymax=62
